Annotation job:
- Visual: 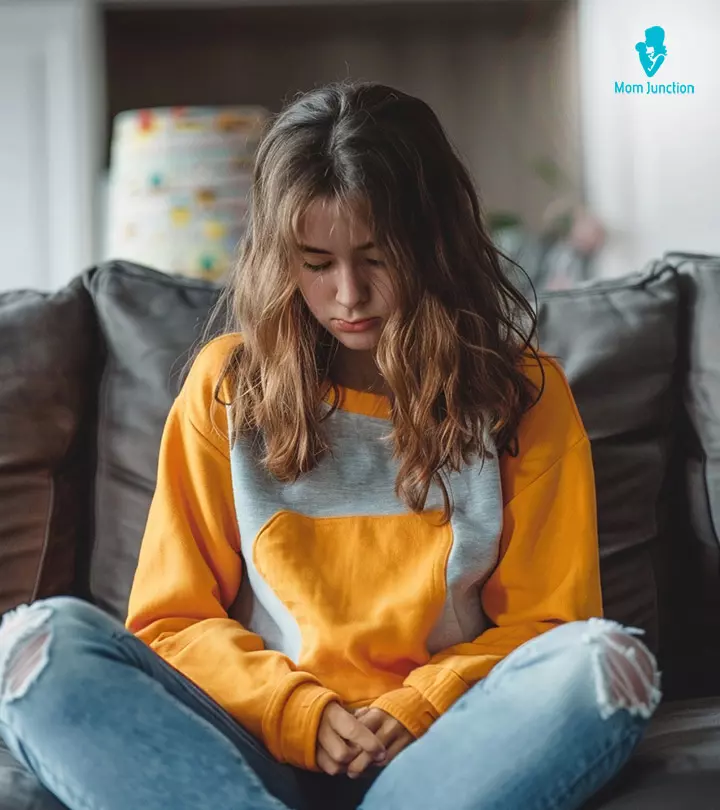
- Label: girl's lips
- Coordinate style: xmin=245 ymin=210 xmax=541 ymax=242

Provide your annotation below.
xmin=333 ymin=318 xmax=380 ymax=333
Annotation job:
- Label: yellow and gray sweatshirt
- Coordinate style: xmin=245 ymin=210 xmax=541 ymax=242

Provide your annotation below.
xmin=126 ymin=334 xmax=602 ymax=771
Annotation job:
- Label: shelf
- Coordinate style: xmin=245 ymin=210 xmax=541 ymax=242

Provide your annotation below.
xmin=104 ymin=0 xmax=580 ymax=232
xmin=103 ymin=0 xmax=526 ymax=8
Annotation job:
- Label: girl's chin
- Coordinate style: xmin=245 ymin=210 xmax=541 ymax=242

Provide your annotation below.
xmin=329 ymin=331 xmax=379 ymax=350
xmin=334 ymin=332 xmax=381 ymax=349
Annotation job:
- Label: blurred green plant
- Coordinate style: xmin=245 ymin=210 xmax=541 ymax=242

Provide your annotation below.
xmin=486 ymin=211 xmax=524 ymax=231
xmin=528 ymin=155 xmax=568 ymax=191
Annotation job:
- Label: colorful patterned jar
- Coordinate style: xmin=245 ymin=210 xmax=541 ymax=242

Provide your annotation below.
xmin=105 ymin=106 xmax=269 ymax=281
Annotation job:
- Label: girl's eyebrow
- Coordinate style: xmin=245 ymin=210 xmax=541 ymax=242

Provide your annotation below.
xmin=297 ymin=241 xmax=375 ymax=254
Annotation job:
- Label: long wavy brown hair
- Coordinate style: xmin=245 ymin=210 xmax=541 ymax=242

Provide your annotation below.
xmin=209 ymin=80 xmax=543 ymax=524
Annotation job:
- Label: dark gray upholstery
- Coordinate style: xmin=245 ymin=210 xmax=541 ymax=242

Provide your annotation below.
xmin=584 ymin=698 xmax=720 ymax=809
xmin=0 ymin=279 xmax=98 ymax=615
xmin=537 ymin=264 xmax=680 ymax=657
xmin=1 ymin=256 xmax=720 ymax=809
xmin=83 ymin=262 xmax=220 ymax=619
xmin=0 ymin=738 xmax=65 ymax=810
xmin=661 ymin=255 xmax=720 ymax=698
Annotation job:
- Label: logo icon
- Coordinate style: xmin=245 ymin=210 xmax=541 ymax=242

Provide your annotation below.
xmin=635 ymin=26 xmax=667 ymax=77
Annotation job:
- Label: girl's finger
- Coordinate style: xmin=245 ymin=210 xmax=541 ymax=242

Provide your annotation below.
xmin=317 ymin=746 xmax=345 ymax=776
xmin=347 ymin=724 xmax=396 ymax=778
xmin=347 ymin=750 xmax=374 ymax=779
xmin=330 ymin=710 xmax=386 ymax=761
xmin=347 ymin=729 xmax=410 ymax=777
xmin=317 ymin=720 xmax=355 ymax=765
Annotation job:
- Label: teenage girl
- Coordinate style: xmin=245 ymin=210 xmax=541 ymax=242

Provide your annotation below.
xmin=0 ymin=81 xmax=661 ymax=810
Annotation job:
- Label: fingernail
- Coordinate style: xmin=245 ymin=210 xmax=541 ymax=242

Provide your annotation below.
xmin=374 ymin=751 xmax=387 ymax=762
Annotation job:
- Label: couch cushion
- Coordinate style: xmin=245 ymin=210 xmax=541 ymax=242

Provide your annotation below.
xmin=83 ymin=261 xmax=220 ymax=620
xmin=0 ymin=737 xmax=65 ymax=809
xmin=586 ymin=697 xmax=720 ymax=809
xmin=0 ymin=279 xmax=98 ymax=615
xmin=536 ymin=264 xmax=680 ymax=657
xmin=659 ymin=253 xmax=720 ymax=697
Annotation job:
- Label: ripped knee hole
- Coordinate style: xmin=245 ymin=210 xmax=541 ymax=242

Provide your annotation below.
xmin=0 ymin=605 xmax=54 ymax=703
xmin=582 ymin=618 xmax=662 ymax=720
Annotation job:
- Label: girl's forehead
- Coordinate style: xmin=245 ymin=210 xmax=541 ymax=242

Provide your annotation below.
xmin=297 ymin=197 xmax=374 ymax=241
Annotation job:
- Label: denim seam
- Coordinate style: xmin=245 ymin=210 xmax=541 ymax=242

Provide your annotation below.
xmin=532 ymin=723 xmax=644 ymax=810
xmin=11 ymin=716 xmax=287 ymax=810
xmin=108 ymin=633 xmax=288 ymax=809
xmin=111 ymin=631 xmax=280 ymax=764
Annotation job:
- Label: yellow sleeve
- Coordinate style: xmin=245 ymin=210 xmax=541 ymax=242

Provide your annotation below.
xmin=371 ymin=356 xmax=603 ymax=738
xmin=125 ymin=335 xmax=339 ymax=770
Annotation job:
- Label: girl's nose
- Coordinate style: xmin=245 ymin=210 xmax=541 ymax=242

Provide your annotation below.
xmin=335 ymin=265 xmax=368 ymax=310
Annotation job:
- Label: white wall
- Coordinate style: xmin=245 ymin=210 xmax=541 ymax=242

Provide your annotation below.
xmin=579 ymin=0 xmax=720 ymax=277
xmin=0 ymin=0 xmax=104 ymax=292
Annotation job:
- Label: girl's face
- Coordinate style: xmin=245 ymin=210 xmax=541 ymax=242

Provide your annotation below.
xmin=295 ymin=198 xmax=395 ymax=352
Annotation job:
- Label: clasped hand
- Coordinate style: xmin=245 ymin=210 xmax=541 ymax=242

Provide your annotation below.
xmin=316 ymin=702 xmax=413 ymax=779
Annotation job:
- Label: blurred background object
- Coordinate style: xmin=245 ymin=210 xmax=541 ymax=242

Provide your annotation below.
xmin=491 ymin=155 xmax=606 ymax=293
xmin=104 ymin=106 xmax=267 ymax=281
xmin=0 ymin=0 xmax=717 ymax=291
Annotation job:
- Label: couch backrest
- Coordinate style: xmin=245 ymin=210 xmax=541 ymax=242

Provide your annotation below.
xmin=0 ymin=278 xmax=99 ymax=613
xmin=1 ymin=257 xmax=719 ymax=700
xmin=537 ymin=264 xmax=680 ymax=658
xmin=659 ymin=254 xmax=720 ymax=697
xmin=80 ymin=262 xmax=221 ymax=617
xmin=535 ymin=256 xmax=720 ymax=698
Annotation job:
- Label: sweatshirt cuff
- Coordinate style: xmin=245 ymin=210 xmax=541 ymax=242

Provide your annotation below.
xmin=262 ymin=673 xmax=339 ymax=769
xmin=405 ymin=664 xmax=470 ymax=715
xmin=373 ymin=666 xmax=471 ymax=738
xmin=371 ymin=687 xmax=440 ymax=738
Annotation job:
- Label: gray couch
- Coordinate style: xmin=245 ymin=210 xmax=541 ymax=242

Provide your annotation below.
xmin=0 ymin=255 xmax=719 ymax=809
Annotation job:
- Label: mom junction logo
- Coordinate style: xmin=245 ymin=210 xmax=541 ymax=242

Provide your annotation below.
xmin=615 ymin=26 xmax=696 ymax=96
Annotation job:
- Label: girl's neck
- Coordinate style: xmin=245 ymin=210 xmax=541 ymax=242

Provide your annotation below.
xmin=330 ymin=346 xmax=391 ymax=397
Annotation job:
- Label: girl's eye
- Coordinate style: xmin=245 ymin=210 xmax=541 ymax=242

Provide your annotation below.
xmin=302 ymin=260 xmax=331 ymax=272
xmin=301 ymin=258 xmax=384 ymax=271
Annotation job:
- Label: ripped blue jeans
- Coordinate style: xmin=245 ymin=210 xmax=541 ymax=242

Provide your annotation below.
xmin=0 ymin=597 xmax=661 ymax=810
